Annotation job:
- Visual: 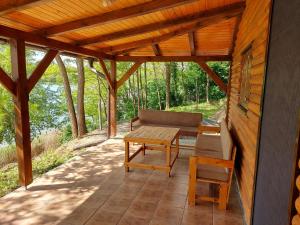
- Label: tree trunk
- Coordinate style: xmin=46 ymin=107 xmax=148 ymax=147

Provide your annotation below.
xmin=136 ymin=70 xmax=141 ymax=111
xmin=96 ymin=76 xmax=103 ymax=130
xmin=165 ymin=62 xmax=171 ymax=110
xmin=206 ymin=74 xmax=210 ymax=103
xmin=128 ymin=75 xmax=136 ymax=115
xmin=76 ymin=57 xmax=88 ymax=137
xmin=139 ymin=67 xmax=144 ymax=109
xmin=152 ymin=63 xmax=162 ymax=110
xmin=55 ymin=55 xmax=78 ymax=138
xmin=195 ymin=77 xmax=199 ymax=109
xmin=144 ymin=62 xmax=147 ymax=108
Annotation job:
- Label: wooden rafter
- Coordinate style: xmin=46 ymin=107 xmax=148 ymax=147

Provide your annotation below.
xmin=152 ymin=44 xmax=161 ymax=56
xmin=196 ymin=60 xmax=227 ymax=93
xmin=188 ymin=32 xmax=196 ymax=56
xmin=28 ymin=49 xmax=58 ymax=92
xmin=0 ymin=25 xmax=113 ymax=60
xmin=101 ymin=6 xmax=244 ymax=54
xmin=98 ymin=58 xmax=113 ymax=89
xmin=117 ymin=62 xmax=143 ymax=89
xmin=37 ymin=0 xmax=199 ymax=36
xmin=75 ymin=2 xmax=245 ymax=47
xmin=0 ymin=0 xmax=47 ymax=15
xmin=0 ymin=66 xmax=16 ymax=95
xmin=115 ymin=55 xmax=232 ymax=62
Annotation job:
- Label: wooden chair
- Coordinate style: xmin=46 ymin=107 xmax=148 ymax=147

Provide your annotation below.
xmin=188 ymin=120 xmax=236 ymax=210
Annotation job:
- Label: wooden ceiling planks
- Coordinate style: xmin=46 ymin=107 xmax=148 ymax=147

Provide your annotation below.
xmin=0 ymin=0 xmax=245 ymax=59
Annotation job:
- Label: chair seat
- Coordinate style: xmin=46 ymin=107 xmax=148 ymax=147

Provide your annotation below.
xmin=197 ymin=164 xmax=229 ymax=182
xmin=195 ymin=134 xmax=222 ymax=152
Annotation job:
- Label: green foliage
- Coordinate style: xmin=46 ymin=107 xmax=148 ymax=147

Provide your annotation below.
xmin=169 ymin=100 xmax=226 ymax=119
xmin=0 ymin=148 xmax=73 ymax=197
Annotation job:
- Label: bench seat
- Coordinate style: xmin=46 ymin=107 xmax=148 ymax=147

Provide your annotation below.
xmin=131 ymin=109 xmax=202 ymax=136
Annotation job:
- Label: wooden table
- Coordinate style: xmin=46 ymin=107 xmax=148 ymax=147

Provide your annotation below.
xmin=124 ymin=126 xmax=180 ymax=176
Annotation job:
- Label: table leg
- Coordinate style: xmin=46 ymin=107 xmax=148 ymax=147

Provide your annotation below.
xmin=142 ymin=143 xmax=146 ymax=156
xmin=166 ymin=145 xmax=171 ymax=177
xmin=176 ymin=134 xmax=179 ymax=159
xmin=125 ymin=141 xmax=129 ymax=172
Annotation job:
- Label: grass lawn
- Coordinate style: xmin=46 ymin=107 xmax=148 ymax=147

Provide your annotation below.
xmin=168 ymin=100 xmax=226 ymax=119
xmin=0 ymin=149 xmax=73 ymax=197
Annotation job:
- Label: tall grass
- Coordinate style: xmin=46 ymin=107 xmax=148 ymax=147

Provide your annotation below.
xmin=0 ymin=130 xmax=62 ymax=168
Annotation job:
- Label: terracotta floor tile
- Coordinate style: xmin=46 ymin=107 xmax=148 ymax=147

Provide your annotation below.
xmin=86 ymin=209 xmax=123 ymax=225
xmin=159 ymin=192 xmax=187 ymax=209
xmin=0 ymin=125 xmax=245 ymax=225
xmin=118 ymin=214 xmax=151 ymax=225
xmin=126 ymin=199 xmax=157 ymax=219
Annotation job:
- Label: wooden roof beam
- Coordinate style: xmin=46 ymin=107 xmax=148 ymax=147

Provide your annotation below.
xmin=101 ymin=6 xmax=244 ymax=54
xmin=37 ymin=0 xmax=199 ymax=36
xmin=0 ymin=25 xmax=113 ymax=60
xmin=117 ymin=62 xmax=143 ymax=89
xmin=115 ymin=55 xmax=231 ymax=62
xmin=196 ymin=60 xmax=227 ymax=93
xmin=28 ymin=49 xmax=58 ymax=92
xmin=152 ymin=44 xmax=161 ymax=56
xmin=188 ymin=32 xmax=196 ymax=56
xmin=75 ymin=2 xmax=245 ymax=47
xmin=0 ymin=0 xmax=48 ymax=15
xmin=0 ymin=66 xmax=16 ymax=95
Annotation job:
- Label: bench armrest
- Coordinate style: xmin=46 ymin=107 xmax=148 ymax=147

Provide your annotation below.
xmin=189 ymin=155 xmax=234 ymax=169
xmin=130 ymin=116 xmax=139 ymax=131
xmin=198 ymin=124 xmax=220 ymax=134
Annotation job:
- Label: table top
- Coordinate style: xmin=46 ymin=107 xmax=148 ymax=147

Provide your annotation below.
xmin=124 ymin=126 xmax=180 ymax=145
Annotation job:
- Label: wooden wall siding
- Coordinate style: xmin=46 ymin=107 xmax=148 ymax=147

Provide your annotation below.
xmin=228 ymin=0 xmax=272 ymax=224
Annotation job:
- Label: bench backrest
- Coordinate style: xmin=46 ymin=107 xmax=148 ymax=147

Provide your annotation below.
xmin=138 ymin=109 xmax=202 ymax=127
xmin=220 ymin=120 xmax=233 ymax=161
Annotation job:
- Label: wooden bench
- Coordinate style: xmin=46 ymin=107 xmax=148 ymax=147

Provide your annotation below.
xmin=131 ymin=109 xmax=202 ymax=137
xmin=188 ymin=120 xmax=236 ymax=210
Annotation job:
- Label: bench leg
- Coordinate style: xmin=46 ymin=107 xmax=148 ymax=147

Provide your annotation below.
xmin=142 ymin=143 xmax=146 ymax=156
xmin=188 ymin=157 xmax=197 ymax=206
xmin=219 ymin=184 xmax=228 ymax=210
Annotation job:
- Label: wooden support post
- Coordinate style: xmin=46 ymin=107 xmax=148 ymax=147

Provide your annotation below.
xmin=10 ymin=38 xmax=33 ymax=186
xmin=108 ymin=60 xmax=117 ymax=138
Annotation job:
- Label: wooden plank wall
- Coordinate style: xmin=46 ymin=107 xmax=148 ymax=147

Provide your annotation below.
xmin=228 ymin=0 xmax=272 ymax=224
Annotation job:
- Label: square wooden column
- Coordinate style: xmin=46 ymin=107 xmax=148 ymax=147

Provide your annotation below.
xmin=108 ymin=60 xmax=117 ymax=138
xmin=10 ymin=39 xmax=33 ymax=186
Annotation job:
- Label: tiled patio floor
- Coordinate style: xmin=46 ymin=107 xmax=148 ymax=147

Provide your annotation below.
xmin=0 ymin=125 xmax=245 ymax=225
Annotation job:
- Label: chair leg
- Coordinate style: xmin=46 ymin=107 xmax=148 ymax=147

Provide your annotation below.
xmin=188 ymin=157 xmax=197 ymax=206
xmin=219 ymin=184 xmax=228 ymax=210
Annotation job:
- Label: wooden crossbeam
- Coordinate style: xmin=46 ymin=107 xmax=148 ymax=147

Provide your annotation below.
xmin=188 ymin=32 xmax=196 ymax=56
xmin=152 ymin=44 xmax=161 ymax=56
xmin=98 ymin=58 xmax=113 ymax=89
xmin=0 ymin=0 xmax=47 ymax=15
xmin=101 ymin=6 xmax=243 ymax=54
xmin=75 ymin=2 xmax=245 ymax=47
xmin=196 ymin=60 xmax=227 ymax=93
xmin=37 ymin=0 xmax=198 ymax=36
xmin=0 ymin=25 xmax=113 ymax=60
xmin=115 ymin=55 xmax=232 ymax=62
xmin=27 ymin=49 xmax=58 ymax=92
xmin=117 ymin=62 xmax=143 ymax=89
xmin=0 ymin=66 xmax=16 ymax=95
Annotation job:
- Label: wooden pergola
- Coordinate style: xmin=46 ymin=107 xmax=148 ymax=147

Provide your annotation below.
xmin=0 ymin=0 xmax=245 ymax=187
